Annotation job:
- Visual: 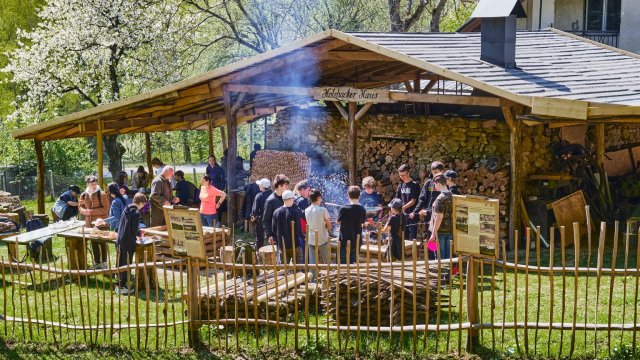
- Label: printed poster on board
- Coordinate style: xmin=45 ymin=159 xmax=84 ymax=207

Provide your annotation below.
xmin=452 ymin=195 xmax=499 ymax=259
xmin=163 ymin=206 xmax=206 ymax=259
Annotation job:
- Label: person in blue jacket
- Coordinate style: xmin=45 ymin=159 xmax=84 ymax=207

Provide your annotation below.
xmin=115 ymin=192 xmax=147 ymax=295
xmin=106 ymin=183 xmax=129 ymax=230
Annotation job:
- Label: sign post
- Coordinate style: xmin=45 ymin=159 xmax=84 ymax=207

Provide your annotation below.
xmin=163 ymin=205 xmax=206 ymax=348
xmin=452 ymin=195 xmax=500 ymax=352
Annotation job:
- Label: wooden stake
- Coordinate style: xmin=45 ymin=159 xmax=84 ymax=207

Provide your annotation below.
xmin=585 ymin=206 xmax=592 ymax=350
xmin=466 ymin=256 xmax=480 ymax=352
xmin=594 ymin=222 xmax=606 ymax=356
xmin=621 ymin=223 xmax=630 ymax=348
xmin=376 ymin=223 xmax=382 ymax=354
xmin=501 ymin=240 xmax=507 ymax=352
xmin=345 ymin=240 xmax=351 ymax=351
xmin=161 ymin=258 xmax=170 ymax=350
xmin=355 ymin=235 xmax=362 ymax=355
xmin=570 ymin=222 xmax=581 ymax=357
xmin=336 ymin=243 xmax=342 ymax=352
xmin=304 ymin=228 xmax=310 ymax=343
xmin=633 ymin=224 xmax=640 ymax=353
xmin=534 ymin=226 xmax=542 ymax=353
xmin=606 ymin=221 xmax=619 ymax=357
xmin=144 ymin=250 xmax=151 ymax=349
xmin=524 ymin=228 xmax=530 ymax=355
xmin=547 ymin=228 xmax=555 ymax=358
xmin=491 ymin=257 xmax=496 ymax=352
xmin=412 ymin=240 xmax=418 ymax=356
xmin=559 ymin=226 xmax=566 ymax=356
xmin=514 ymin=229 xmax=520 ymax=354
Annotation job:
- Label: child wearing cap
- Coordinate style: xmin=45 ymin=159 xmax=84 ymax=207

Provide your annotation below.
xmin=271 ymin=189 xmax=303 ymax=264
xmin=251 ymin=178 xmax=273 ymax=249
xmin=444 ymin=170 xmax=460 ymax=195
xmin=383 ymin=198 xmax=407 ymax=261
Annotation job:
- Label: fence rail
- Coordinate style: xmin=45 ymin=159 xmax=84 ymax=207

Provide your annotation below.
xmin=1 ymin=222 xmax=640 ymax=357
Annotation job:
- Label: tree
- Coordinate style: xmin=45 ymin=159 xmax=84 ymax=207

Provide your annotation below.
xmin=2 ymin=0 xmax=200 ymax=175
xmin=184 ymin=0 xmax=387 ymax=56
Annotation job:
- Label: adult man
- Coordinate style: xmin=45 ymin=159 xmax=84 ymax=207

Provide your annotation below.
xmin=251 ymin=178 xmax=272 ymax=249
xmin=444 ymin=170 xmax=461 ymax=195
xmin=174 ymin=170 xmax=199 ymax=206
xmin=250 ymin=143 xmax=261 ymax=170
xmin=205 ymin=155 xmax=226 ymax=191
xmin=271 ymin=190 xmax=303 ymax=264
xmin=337 ymin=186 xmax=366 ymax=264
xmin=428 ymin=174 xmax=455 ymax=271
xmin=305 ymin=189 xmax=332 ymax=279
xmin=150 ymin=166 xmax=179 ymax=227
xmin=395 ymin=165 xmax=420 ymax=241
xmin=241 ymin=181 xmax=260 ymax=224
xmin=411 ymin=161 xmax=445 ymax=231
xmin=263 ymin=174 xmax=290 ymax=246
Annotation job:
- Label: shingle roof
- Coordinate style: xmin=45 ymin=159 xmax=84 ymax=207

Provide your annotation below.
xmin=349 ymin=30 xmax=640 ymax=106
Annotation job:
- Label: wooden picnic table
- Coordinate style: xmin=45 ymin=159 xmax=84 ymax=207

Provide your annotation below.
xmin=1 ymin=220 xmax=84 ymax=261
xmin=57 ymin=228 xmax=159 ymax=289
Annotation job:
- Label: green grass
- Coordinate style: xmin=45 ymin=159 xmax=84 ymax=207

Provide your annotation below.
xmin=1 ymin=227 xmax=640 ymax=359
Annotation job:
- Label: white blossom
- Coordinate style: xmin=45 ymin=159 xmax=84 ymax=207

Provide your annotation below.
xmin=2 ymin=0 xmax=200 ymax=124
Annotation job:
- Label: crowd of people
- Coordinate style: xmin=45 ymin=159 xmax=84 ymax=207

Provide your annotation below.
xmin=239 ymin=161 xmax=460 ymax=279
xmin=52 ymin=154 xmax=460 ymax=290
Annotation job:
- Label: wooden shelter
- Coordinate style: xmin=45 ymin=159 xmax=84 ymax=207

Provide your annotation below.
xmin=13 ymin=28 xmax=640 ymax=247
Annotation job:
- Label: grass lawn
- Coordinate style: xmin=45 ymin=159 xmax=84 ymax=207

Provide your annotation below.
xmin=1 ymin=218 xmax=640 ymax=359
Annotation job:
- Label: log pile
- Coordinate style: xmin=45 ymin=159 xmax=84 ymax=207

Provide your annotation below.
xmin=145 ymin=226 xmax=229 ymax=261
xmin=321 ymin=266 xmax=444 ymax=326
xmin=200 ymin=270 xmax=314 ymax=321
xmin=250 ymin=150 xmax=311 ymax=189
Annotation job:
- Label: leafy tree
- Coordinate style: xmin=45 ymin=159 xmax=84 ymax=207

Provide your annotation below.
xmin=2 ymin=0 xmax=200 ymax=175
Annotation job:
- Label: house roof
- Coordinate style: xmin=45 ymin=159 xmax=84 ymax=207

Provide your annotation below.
xmin=349 ymin=30 xmax=640 ymax=106
xmin=13 ymin=28 xmax=640 ymax=141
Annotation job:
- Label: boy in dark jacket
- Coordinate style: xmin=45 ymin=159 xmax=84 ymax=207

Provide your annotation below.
xmin=115 ymin=192 xmax=147 ymax=295
xmin=251 ymin=178 xmax=272 ymax=249
xmin=337 ymin=186 xmax=367 ymax=264
xmin=271 ymin=190 xmax=303 ymax=264
xmin=263 ymin=174 xmax=290 ymax=245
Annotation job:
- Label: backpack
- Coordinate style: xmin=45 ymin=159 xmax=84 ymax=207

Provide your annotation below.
xmin=26 ymin=219 xmax=53 ymax=261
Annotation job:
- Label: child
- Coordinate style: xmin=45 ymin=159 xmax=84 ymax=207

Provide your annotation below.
xmin=384 ymin=198 xmax=407 ymax=261
xmin=337 ymin=186 xmax=366 ymax=264
xmin=115 ymin=192 xmax=147 ymax=295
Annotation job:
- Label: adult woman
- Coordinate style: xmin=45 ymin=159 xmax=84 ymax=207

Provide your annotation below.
xmin=105 ymin=183 xmax=129 ymax=230
xmin=78 ymin=175 xmax=110 ymax=269
xmin=199 ymin=174 xmax=226 ymax=227
xmin=132 ymin=166 xmax=150 ymax=190
xmin=114 ymin=171 xmax=136 ymax=198
xmin=52 ymin=185 xmax=81 ymax=221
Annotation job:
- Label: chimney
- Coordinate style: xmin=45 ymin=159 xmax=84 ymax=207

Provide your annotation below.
xmin=470 ymin=0 xmax=527 ymax=69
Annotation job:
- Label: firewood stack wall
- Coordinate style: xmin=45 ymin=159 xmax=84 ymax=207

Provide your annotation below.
xmin=267 ymin=106 xmax=555 ymax=240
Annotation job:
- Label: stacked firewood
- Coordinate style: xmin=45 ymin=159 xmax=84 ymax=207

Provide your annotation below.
xmin=200 ymin=270 xmax=314 ymax=321
xmin=250 ymin=150 xmax=311 ymax=189
xmin=321 ymin=266 xmax=444 ymax=326
xmin=152 ymin=226 xmax=229 ymax=261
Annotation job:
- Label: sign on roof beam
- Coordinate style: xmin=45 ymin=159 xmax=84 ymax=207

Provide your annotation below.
xmin=317 ymin=87 xmax=394 ymax=103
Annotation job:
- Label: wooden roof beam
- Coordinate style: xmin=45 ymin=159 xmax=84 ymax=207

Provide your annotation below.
xmin=209 ymin=39 xmax=348 ymax=90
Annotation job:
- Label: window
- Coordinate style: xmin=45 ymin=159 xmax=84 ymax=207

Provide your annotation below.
xmin=587 ymin=0 xmax=621 ymax=31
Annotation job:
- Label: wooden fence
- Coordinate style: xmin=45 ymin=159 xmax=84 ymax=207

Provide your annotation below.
xmin=1 ymin=221 xmax=640 ymax=358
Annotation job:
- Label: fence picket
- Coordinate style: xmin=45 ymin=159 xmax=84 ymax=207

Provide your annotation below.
xmin=570 ymin=222 xmax=580 ymax=357
xmin=606 ymin=221 xmax=619 ymax=357
xmin=547 ymin=228 xmax=555 ymax=357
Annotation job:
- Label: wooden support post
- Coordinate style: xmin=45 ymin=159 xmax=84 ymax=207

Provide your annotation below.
xmin=595 ymin=124 xmax=605 ymax=168
xmin=145 ymin=133 xmax=153 ymax=178
xmin=249 ymin=121 xmax=253 ymax=155
xmin=263 ymin=117 xmax=268 ymax=149
xmin=208 ymin=116 xmax=215 ymax=157
xmin=34 ymin=140 xmax=45 ymax=214
xmin=222 ymin=87 xmax=245 ymax=227
xmin=220 ymin=126 xmax=228 ymax=152
xmin=466 ymin=258 xmax=480 ymax=352
xmin=348 ymin=102 xmax=358 ymax=185
xmin=96 ymin=127 xmax=104 ymax=187
xmin=503 ymin=106 xmax=522 ymax=250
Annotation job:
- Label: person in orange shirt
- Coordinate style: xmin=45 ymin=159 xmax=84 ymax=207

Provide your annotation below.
xmin=199 ymin=174 xmax=227 ymax=227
